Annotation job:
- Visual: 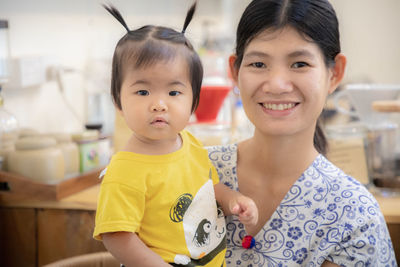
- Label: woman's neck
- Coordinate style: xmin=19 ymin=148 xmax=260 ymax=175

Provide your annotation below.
xmin=239 ymin=129 xmax=319 ymax=179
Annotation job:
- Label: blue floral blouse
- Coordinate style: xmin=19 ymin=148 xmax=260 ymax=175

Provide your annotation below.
xmin=208 ymin=144 xmax=397 ymax=267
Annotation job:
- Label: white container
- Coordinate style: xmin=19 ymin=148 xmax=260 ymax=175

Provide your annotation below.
xmin=8 ymin=136 xmax=65 ymax=184
xmin=18 ymin=128 xmax=39 ymax=139
xmin=52 ymin=133 xmax=79 ymax=178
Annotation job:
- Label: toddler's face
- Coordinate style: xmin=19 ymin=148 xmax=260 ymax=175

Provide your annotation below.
xmin=119 ymin=55 xmax=193 ymax=144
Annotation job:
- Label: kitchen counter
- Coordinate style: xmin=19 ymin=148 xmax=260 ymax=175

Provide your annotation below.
xmin=0 ymin=182 xmax=104 ymax=267
xmin=0 ymin=182 xmax=99 ymax=211
xmin=45 ymin=184 xmax=400 ymax=264
xmin=374 ymin=192 xmax=400 ymax=224
xmin=1 ymin=184 xmax=399 ymax=265
xmin=3 ymin=183 xmax=400 ymax=222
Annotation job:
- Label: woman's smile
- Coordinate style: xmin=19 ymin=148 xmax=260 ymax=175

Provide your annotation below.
xmin=260 ymin=102 xmax=298 ymax=111
xmin=259 ymin=101 xmax=299 ymax=117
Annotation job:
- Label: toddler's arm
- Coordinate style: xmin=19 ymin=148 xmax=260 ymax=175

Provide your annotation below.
xmin=102 ymin=232 xmax=171 ymax=267
xmin=214 ymin=183 xmax=258 ymax=227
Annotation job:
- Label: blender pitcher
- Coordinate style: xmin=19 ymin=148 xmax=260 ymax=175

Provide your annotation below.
xmin=333 ymin=83 xmax=400 ymax=125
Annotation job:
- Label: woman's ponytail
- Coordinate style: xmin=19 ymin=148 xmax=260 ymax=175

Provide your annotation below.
xmin=314 ymin=119 xmax=328 ymax=155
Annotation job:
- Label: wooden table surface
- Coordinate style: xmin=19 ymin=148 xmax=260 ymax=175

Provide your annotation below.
xmin=67 ymin=186 xmax=400 ymax=224
xmin=2 ymin=184 xmax=400 ymax=224
xmin=2 ymin=182 xmax=399 ymax=263
xmin=0 ymin=184 xmax=99 ymax=211
xmin=373 ymin=193 xmax=400 ymax=224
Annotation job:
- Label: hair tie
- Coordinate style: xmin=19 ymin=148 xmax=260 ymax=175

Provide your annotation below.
xmin=242 ymin=235 xmax=255 ymax=249
xmin=181 ymin=1 xmax=197 ymax=34
xmin=102 ymin=3 xmax=130 ymax=33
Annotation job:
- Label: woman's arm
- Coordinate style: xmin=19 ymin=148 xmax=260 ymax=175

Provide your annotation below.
xmin=102 ymin=232 xmax=171 ymax=267
xmin=214 ymin=183 xmax=258 ymax=226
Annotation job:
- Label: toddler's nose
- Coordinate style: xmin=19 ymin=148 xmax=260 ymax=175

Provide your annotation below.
xmin=151 ymin=100 xmax=167 ymax=112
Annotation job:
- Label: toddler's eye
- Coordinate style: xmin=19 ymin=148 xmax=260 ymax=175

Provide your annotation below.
xmin=250 ymin=62 xmax=266 ymax=68
xmin=169 ymin=91 xmax=181 ymax=96
xmin=136 ymin=90 xmax=149 ymax=96
xmin=292 ymin=62 xmax=309 ymax=68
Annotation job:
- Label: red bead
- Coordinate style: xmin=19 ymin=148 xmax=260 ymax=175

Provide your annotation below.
xmin=241 ymin=235 xmax=255 ymax=249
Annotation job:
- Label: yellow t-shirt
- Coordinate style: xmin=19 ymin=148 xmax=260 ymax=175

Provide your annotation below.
xmin=94 ymin=130 xmax=226 ymax=266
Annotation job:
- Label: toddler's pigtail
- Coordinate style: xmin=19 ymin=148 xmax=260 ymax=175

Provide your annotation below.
xmin=102 ymin=3 xmax=130 ymax=33
xmin=182 ymin=1 xmax=197 ymax=34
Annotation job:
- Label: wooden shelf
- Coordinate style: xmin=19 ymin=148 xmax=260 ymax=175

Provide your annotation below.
xmin=0 ymin=168 xmax=103 ymax=204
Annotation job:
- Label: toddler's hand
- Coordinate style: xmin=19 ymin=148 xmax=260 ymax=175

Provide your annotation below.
xmin=230 ymin=195 xmax=258 ymax=227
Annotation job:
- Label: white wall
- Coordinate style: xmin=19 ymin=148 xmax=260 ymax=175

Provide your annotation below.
xmin=0 ymin=0 xmax=228 ymax=133
xmin=0 ymin=0 xmax=228 ymax=68
xmin=331 ymin=0 xmax=400 ymax=84
xmin=226 ymin=0 xmax=400 ymax=84
xmin=0 ymin=0 xmax=399 ymax=133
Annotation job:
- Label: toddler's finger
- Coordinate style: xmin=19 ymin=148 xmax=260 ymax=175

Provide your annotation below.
xmin=231 ymin=203 xmax=241 ymax=214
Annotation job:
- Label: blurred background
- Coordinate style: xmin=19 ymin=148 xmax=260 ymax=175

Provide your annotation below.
xmin=1 ymin=1 xmax=400 ymax=266
xmin=0 ymin=0 xmax=399 ymax=134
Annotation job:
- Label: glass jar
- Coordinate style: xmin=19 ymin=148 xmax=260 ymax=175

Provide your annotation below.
xmin=72 ymin=130 xmax=101 ymax=173
xmin=325 ymin=123 xmax=370 ymax=185
xmin=366 ymin=123 xmax=398 ymax=183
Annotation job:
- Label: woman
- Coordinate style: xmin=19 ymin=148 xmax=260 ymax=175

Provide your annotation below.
xmin=208 ymin=0 xmax=397 ymax=266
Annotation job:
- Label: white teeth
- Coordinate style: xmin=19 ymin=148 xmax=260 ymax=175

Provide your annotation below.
xmin=263 ymin=103 xmax=296 ymax=110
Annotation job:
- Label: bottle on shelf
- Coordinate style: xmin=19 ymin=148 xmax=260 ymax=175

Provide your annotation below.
xmin=0 ymin=86 xmax=19 ymax=170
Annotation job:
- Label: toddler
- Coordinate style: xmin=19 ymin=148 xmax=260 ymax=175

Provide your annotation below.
xmin=93 ymin=2 xmax=258 ymax=266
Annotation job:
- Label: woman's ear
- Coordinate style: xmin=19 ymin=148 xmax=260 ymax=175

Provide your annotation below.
xmin=328 ymin=53 xmax=347 ymax=94
xmin=228 ymin=54 xmax=239 ymax=85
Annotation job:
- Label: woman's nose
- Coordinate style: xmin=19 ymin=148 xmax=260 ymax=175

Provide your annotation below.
xmin=263 ymin=68 xmax=293 ymax=94
xmin=150 ymin=99 xmax=167 ymax=112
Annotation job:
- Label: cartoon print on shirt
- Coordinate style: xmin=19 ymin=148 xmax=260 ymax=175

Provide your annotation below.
xmin=193 ymin=219 xmax=211 ymax=247
xmin=170 ymin=193 xmax=193 ymax=222
xmin=169 ymin=170 xmax=226 ymax=266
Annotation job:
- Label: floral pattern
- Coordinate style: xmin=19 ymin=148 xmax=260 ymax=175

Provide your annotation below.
xmin=208 ymin=144 xmax=397 ymax=267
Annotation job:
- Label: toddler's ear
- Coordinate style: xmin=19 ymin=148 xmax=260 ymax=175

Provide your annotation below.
xmin=229 ymin=54 xmax=239 ymax=86
xmin=115 ymin=104 xmax=123 ymax=115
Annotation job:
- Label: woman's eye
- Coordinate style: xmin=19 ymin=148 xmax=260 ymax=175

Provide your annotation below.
xmin=169 ymin=91 xmax=181 ymax=96
xmin=136 ymin=90 xmax=149 ymax=96
xmin=250 ymin=62 xmax=266 ymax=68
xmin=292 ymin=62 xmax=309 ymax=68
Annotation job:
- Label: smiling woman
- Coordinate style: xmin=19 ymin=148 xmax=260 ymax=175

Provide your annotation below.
xmin=208 ymin=0 xmax=397 ymax=266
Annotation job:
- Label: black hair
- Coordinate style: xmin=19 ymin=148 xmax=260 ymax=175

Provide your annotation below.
xmin=103 ymin=1 xmax=202 ymax=113
xmin=234 ymin=0 xmax=341 ymax=154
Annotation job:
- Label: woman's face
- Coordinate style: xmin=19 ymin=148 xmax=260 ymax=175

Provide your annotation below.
xmin=230 ymin=26 xmax=345 ymax=138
